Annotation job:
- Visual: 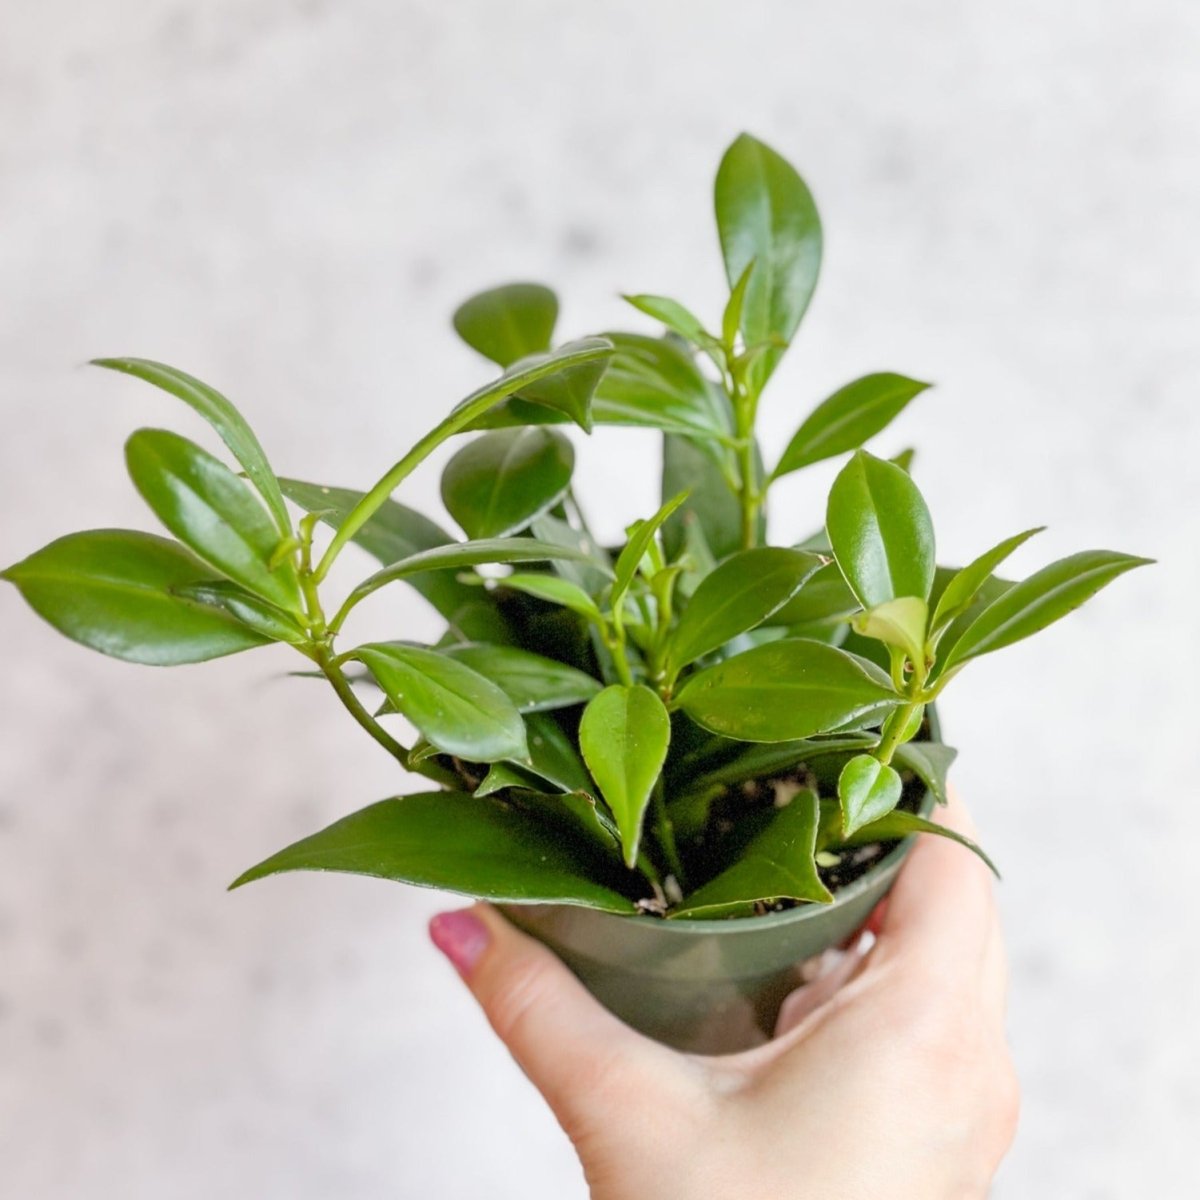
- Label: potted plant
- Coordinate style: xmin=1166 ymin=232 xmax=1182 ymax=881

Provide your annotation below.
xmin=2 ymin=134 xmax=1148 ymax=1054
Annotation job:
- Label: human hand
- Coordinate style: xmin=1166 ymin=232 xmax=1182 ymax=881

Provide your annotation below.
xmin=429 ymin=793 xmax=1018 ymax=1199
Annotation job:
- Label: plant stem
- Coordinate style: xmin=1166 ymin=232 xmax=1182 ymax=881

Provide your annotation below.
xmin=729 ymin=362 xmax=762 ymax=550
xmin=317 ymin=646 xmax=411 ymax=764
xmin=651 ymin=777 xmax=686 ymax=888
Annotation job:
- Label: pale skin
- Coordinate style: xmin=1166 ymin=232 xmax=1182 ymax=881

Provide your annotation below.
xmin=429 ymin=792 xmax=1019 ymax=1199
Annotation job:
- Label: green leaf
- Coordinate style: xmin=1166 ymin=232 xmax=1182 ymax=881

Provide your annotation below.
xmin=722 ymin=259 xmax=755 ymax=349
xmin=521 ymin=712 xmax=596 ymax=793
xmin=174 ymin=581 xmax=308 ymax=646
xmin=666 ymin=547 xmax=824 ymax=673
xmin=622 ymin=294 xmax=710 ymax=346
xmin=942 ymin=550 xmax=1152 ymax=669
xmin=893 ymin=740 xmax=957 ymax=806
xmin=353 ymin=643 xmax=527 ymax=763
xmin=714 ymin=133 xmax=822 ymax=391
xmin=516 ymin=346 xmax=611 ymax=432
xmin=674 ymin=638 xmax=899 ymax=743
xmin=125 ymin=429 xmax=301 ymax=611
xmin=229 ymin=792 xmax=639 ymax=912
xmin=826 ymin=450 xmax=936 ymax=607
xmin=661 ymin=434 xmax=749 ymax=562
xmin=528 ymin=514 xmax=614 ymax=597
xmin=92 ymin=358 xmax=291 ymax=536
xmin=767 ymin=560 xmax=860 ymax=627
xmin=347 ymin=537 xmax=606 ymax=612
xmin=579 ymin=684 xmax=671 ymax=868
xmin=890 ymin=447 xmax=917 ymax=473
xmin=441 ymin=427 xmax=574 ymax=539
xmin=772 ymin=373 xmax=931 ymax=480
xmin=1 ymin=530 xmax=270 ymax=665
xmin=278 ymin=478 xmax=479 ymax=621
xmin=439 ymin=642 xmax=601 ymax=712
xmin=851 ymin=596 xmax=929 ymax=665
xmin=499 ymin=572 xmax=602 ymax=621
xmin=452 ymin=283 xmax=558 ymax=367
xmin=611 ymin=491 xmax=690 ymax=613
xmin=838 ymin=754 xmax=903 ymax=836
xmin=671 ymin=789 xmax=831 ymax=917
xmin=835 ymin=809 xmax=999 ymax=878
xmin=930 ymin=527 xmax=1045 ymax=635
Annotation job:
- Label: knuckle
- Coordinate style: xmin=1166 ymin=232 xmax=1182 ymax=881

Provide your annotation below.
xmin=486 ymin=954 xmax=556 ymax=1047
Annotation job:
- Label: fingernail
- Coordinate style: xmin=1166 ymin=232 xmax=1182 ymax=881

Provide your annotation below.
xmin=429 ymin=909 xmax=491 ymax=977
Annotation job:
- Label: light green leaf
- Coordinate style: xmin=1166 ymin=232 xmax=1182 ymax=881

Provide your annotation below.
xmin=452 ymin=282 xmax=558 ymax=367
xmin=772 ymin=374 xmax=930 ymax=479
xmin=930 ymin=527 xmax=1045 ymax=635
xmin=1 ymin=530 xmax=270 ymax=665
xmin=851 ymin=596 xmax=929 ymax=666
xmin=838 ymin=754 xmax=903 ymax=836
xmin=229 ymin=792 xmax=639 ymax=912
xmin=174 ymin=581 xmax=308 ymax=646
xmin=611 ymin=491 xmax=690 ymax=613
xmin=835 ymin=809 xmax=999 ymax=878
xmin=440 ymin=642 xmax=601 ymax=712
xmin=722 ymin=259 xmax=755 ymax=348
xmin=579 ymin=684 xmax=671 ymax=868
xmin=622 ymin=294 xmax=710 ymax=346
xmin=499 ymin=573 xmax=602 ymax=621
xmin=826 ymin=449 xmax=936 ymax=607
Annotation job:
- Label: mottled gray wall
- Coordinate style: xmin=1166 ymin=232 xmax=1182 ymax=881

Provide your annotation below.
xmin=1 ymin=2 xmax=1197 ymax=1196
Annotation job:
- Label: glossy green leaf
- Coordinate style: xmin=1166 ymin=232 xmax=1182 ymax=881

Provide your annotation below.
xmin=93 ymin=358 xmax=291 ymax=536
xmin=528 ymin=515 xmax=614 ymax=597
xmin=722 ymin=260 xmax=755 ymax=349
xmin=671 ymin=789 xmax=831 ymax=917
xmin=441 ymin=428 xmax=574 ymax=540
xmin=661 ymin=434 xmax=749 ymax=562
xmin=766 ymin=560 xmax=860 ymax=627
xmin=452 ymin=283 xmax=558 ymax=367
xmin=125 ymin=429 xmax=300 ymax=610
xmin=930 ymin=527 xmax=1044 ymax=635
xmin=943 ymin=550 xmax=1151 ymax=669
xmin=890 ymin=447 xmax=916 ymax=473
xmin=516 ymin=346 xmax=611 ymax=432
xmin=838 ymin=754 xmax=903 ymax=836
xmin=675 ymin=638 xmax=899 ymax=743
xmin=666 ymin=547 xmax=824 ymax=672
xmin=1 ymin=530 xmax=270 ymax=665
xmin=714 ymin=134 xmax=822 ymax=391
xmin=520 ymin=712 xmax=596 ymax=794
xmin=230 ymin=792 xmax=639 ymax=912
xmin=354 ymin=643 xmax=527 ymax=763
xmin=175 ymin=581 xmax=308 ymax=646
xmin=622 ymin=294 xmax=710 ymax=346
xmin=893 ymin=741 xmax=957 ymax=806
xmin=579 ymin=685 xmax=671 ymax=867
xmin=835 ymin=809 xmax=999 ymax=878
xmin=826 ymin=450 xmax=936 ymax=607
xmin=439 ymin=642 xmax=601 ymax=712
xmin=851 ymin=596 xmax=928 ymax=665
xmin=772 ymin=374 xmax=930 ymax=480
xmin=499 ymin=573 xmax=602 ymax=621
xmin=611 ymin=491 xmax=690 ymax=613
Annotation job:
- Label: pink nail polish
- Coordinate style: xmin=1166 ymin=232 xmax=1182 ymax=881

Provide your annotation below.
xmin=429 ymin=909 xmax=491 ymax=976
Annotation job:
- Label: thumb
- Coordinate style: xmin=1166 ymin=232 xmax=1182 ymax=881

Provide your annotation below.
xmin=429 ymin=903 xmax=677 ymax=1129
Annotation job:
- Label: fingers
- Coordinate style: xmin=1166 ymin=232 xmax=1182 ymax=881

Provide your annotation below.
xmin=429 ymin=903 xmax=680 ymax=1131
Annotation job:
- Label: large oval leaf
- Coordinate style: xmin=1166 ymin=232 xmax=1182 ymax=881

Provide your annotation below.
xmin=714 ymin=133 xmax=822 ymax=390
xmin=579 ymin=684 xmax=671 ymax=868
xmin=126 ymin=429 xmax=301 ymax=610
xmin=670 ymin=789 xmax=831 ymax=918
xmin=229 ymin=792 xmax=638 ymax=913
xmin=441 ymin=427 xmax=574 ymax=539
xmin=666 ymin=547 xmax=824 ymax=673
xmin=826 ymin=449 xmax=936 ymax=608
xmin=942 ymin=550 xmax=1151 ymax=669
xmin=772 ymin=373 xmax=930 ymax=479
xmin=92 ymin=358 xmax=291 ymax=536
xmin=354 ymin=643 xmax=527 ymax=763
xmin=439 ymin=642 xmax=601 ymax=712
xmin=675 ymin=638 xmax=899 ymax=742
xmin=1 ymin=530 xmax=270 ymax=665
xmin=452 ymin=283 xmax=558 ymax=367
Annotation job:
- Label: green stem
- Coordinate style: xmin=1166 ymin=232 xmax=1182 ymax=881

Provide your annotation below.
xmin=317 ymin=647 xmax=410 ymax=764
xmin=651 ymin=777 xmax=686 ymax=888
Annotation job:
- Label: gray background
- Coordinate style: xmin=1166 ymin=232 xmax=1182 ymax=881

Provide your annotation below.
xmin=2 ymin=1 xmax=1197 ymax=1196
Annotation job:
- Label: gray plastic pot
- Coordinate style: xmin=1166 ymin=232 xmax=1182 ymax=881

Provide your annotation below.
xmin=503 ymin=746 xmax=939 ymax=1055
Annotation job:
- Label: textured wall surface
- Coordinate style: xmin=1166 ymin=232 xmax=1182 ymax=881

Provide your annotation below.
xmin=1 ymin=2 xmax=1197 ymax=1196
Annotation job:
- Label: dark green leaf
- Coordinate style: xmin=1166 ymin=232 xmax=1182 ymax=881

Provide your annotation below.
xmin=930 ymin=527 xmax=1044 ymax=635
xmin=516 ymin=344 xmax=611 ymax=432
xmin=528 ymin=514 xmax=614 ymax=597
xmin=354 ymin=643 xmax=527 ymax=763
xmin=942 ymin=550 xmax=1151 ymax=669
xmin=838 ymin=754 xmax=903 ymax=836
xmin=229 ymin=792 xmax=639 ymax=912
xmin=1 ymin=530 xmax=270 ymax=665
xmin=175 ymin=581 xmax=308 ymax=646
xmin=125 ymin=429 xmax=301 ymax=610
xmin=440 ymin=642 xmax=601 ymax=712
xmin=521 ymin=712 xmax=595 ymax=793
xmin=826 ymin=449 xmax=936 ymax=607
xmin=766 ymin=560 xmax=860 ymax=627
xmin=661 ymin=434 xmax=748 ymax=562
xmin=441 ymin=427 xmax=574 ymax=539
xmin=714 ymin=133 xmax=822 ymax=391
xmin=452 ymin=283 xmax=558 ymax=367
xmin=674 ymin=638 xmax=899 ymax=742
xmin=666 ymin=547 xmax=824 ymax=673
xmin=893 ymin=741 xmax=957 ymax=806
xmin=835 ymin=809 xmax=999 ymax=878
xmin=579 ymin=684 xmax=671 ymax=868
xmin=671 ymin=789 xmax=831 ymax=917
xmin=92 ymin=358 xmax=291 ymax=536
xmin=772 ymin=374 xmax=930 ymax=479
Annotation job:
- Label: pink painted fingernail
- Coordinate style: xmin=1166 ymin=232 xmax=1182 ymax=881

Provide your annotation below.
xmin=429 ymin=909 xmax=491 ymax=976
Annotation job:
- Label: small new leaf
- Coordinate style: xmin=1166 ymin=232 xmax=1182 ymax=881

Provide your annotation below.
xmin=838 ymin=754 xmax=903 ymax=836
